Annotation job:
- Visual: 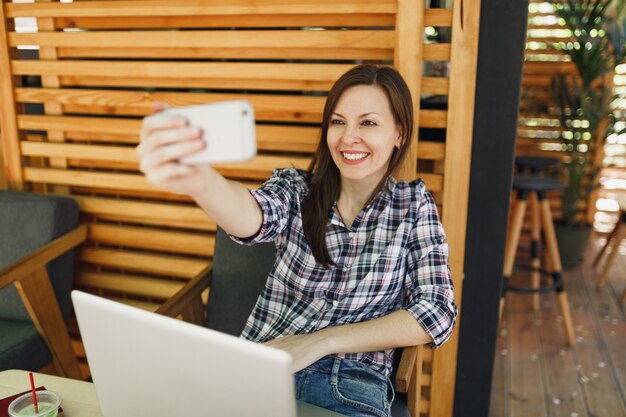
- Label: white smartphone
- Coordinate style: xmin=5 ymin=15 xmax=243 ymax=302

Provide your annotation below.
xmin=163 ymin=100 xmax=257 ymax=165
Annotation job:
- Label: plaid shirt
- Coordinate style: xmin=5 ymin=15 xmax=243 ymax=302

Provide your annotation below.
xmin=233 ymin=168 xmax=456 ymax=376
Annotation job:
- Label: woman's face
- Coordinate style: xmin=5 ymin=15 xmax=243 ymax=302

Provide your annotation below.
xmin=327 ymin=84 xmax=401 ymax=190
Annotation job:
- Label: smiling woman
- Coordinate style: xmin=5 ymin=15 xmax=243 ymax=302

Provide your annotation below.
xmin=137 ymin=64 xmax=456 ymax=417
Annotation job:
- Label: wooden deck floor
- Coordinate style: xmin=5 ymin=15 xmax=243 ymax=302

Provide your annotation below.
xmin=490 ymin=232 xmax=626 ymax=417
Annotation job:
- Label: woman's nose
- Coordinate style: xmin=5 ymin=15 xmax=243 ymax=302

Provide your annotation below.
xmin=341 ymin=124 xmax=362 ymax=144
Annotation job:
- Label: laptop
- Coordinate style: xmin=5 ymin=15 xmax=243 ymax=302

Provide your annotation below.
xmin=72 ymin=290 xmax=344 ymax=417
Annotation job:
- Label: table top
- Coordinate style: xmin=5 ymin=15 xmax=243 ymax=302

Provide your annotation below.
xmin=0 ymin=370 xmax=345 ymax=417
xmin=0 ymin=370 xmax=102 ymax=417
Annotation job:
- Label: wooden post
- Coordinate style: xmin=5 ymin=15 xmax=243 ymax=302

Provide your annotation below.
xmin=430 ymin=0 xmax=481 ymax=416
xmin=39 ymin=0 xmax=70 ymax=195
xmin=0 ymin=0 xmax=24 ymax=190
xmin=394 ymin=0 xmax=424 ymax=182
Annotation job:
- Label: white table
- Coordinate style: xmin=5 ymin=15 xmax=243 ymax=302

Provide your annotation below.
xmin=0 ymin=370 xmax=345 ymax=417
xmin=0 ymin=370 xmax=102 ymax=417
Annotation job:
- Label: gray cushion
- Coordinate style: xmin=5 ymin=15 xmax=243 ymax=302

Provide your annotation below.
xmin=0 ymin=191 xmax=79 ymax=321
xmin=0 ymin=319 xmax=51 ymax=372
xmin=204 ymin=228 xmax=275 ymax=336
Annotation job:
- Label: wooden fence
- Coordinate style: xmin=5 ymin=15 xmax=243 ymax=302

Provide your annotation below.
xmin=0 ymin=1 xmax=480 ymax=416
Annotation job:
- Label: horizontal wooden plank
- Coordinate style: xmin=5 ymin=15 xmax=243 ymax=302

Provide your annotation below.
xmin=68 ymin=177 xmax=262 ymax=202
xmin=23 ymin=167 xmax=156 ymax=193
xmin=54 ymin=46 xmax=392 ymax=61
xmin=18 ymin=114 xmax=139 ymax=135
xmin=12 ymin=61 xmax=355 ymax=91
xmin=15 ymin=88 xmax=326 ymax=122
xmin=417 ymin=141 xmax=445 ymax=160
xmin=51 ymin=74 xmax=448 ymax=94
xmin=420 ymin=110 xmax=448 ymax=129
xmin=20 ymin=145 xmax=311 ymax=179
xmin=424 ymin=8 xmax=453 ymax=27
xmin=523 ymin=61 xmax=576 ymax=75
xmin=5 ymin=0 xmax=397 ymax=18
xmin=424 ymin=43 xmax=451 ymax=62
xmin=72 ymin=195 xmax=216 ymax=231
xmin=79 ymin=247 xmax=210 ymax=278
xmin=88 ymin=223 xmax=214 ymax=256
xmin=76 ymin=271 xmax=184 ymax=300
xmin=10 ymin=29 xmax=394 ymax=49
xmin=53 ymin=14 xmax=396 ymax=29
xmin=51 ymin=8 xmax=449 ymax=30
xmin=21 ymin=141 xmax=137 ymax=163
xmin=422 ymin=77 xmax=449 ymax=95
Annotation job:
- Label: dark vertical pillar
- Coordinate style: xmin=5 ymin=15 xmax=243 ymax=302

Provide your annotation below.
xmin=453 ymin=1 xmax=528 ymax=416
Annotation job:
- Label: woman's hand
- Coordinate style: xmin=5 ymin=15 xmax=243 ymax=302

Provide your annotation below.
xmin=264 ymin=332 xmax=332 ymax=373
xmin=136 ymin=102 xmax=215 ymax=198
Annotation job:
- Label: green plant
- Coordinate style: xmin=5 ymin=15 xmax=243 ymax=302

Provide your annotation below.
xmin=549 ymin=0 xmax=625 ymax=226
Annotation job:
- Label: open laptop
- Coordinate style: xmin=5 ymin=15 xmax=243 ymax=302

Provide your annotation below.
xmin=72 ymin=290 xmax=344 ymax=417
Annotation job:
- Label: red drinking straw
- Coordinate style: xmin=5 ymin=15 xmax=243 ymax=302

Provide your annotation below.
xmin=29 ymin=372 xmax=39 ymax=413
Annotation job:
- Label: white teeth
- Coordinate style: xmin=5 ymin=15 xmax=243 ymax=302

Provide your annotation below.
xmin=342 ymin=152 xmax=368 ymax=160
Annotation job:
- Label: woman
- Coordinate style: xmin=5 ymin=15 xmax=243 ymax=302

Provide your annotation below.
xmin=137 ymin=64 xmax=456 ymax=417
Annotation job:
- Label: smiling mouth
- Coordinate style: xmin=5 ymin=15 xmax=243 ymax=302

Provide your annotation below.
xmin=341 ymin=152 xmax=369 ymax=161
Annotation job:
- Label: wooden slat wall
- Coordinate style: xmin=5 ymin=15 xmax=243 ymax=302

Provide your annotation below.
xmin=0 ymin=1 xmax=480 ymax=415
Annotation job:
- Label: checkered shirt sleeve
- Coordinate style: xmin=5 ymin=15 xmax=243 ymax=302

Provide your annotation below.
xmin=402 ymin=189 xmax=457 ymax=348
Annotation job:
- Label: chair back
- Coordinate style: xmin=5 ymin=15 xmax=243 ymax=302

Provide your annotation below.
xmin=204 ymin=229 xmax=276 ymax=336
xmin=0 ymin=191 xmax=79 ymax=321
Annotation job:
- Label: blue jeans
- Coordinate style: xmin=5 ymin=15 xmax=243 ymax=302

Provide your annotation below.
xmin=295 ymin=357 xmax=395 ymax=417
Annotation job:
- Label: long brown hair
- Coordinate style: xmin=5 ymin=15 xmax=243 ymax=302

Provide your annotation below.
xmin=302 ymin=64 xmax=414 ymax=268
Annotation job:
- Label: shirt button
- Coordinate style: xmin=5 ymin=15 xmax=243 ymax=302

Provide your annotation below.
xmin=349 ymin=232 xmax=355 ymax=239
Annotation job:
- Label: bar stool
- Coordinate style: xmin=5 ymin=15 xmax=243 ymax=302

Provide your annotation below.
xmin=593 ymin=196 xmax=626 ymax=292
xmin=515 ymin=156 xmax=561 ymax=175
xmin=501 ymin=175 xmax=576 ymax=347
xmin=512 ymin=156 xmax=562 ymax=309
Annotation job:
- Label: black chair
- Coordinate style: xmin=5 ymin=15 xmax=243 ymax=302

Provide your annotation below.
xmin=0 ymin=191 xmax=86 ymax=378
xmin=157 ymin=228 xmax=423 ymax=417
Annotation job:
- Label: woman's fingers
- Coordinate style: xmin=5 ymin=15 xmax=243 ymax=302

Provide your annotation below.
xmin=139 ymin=136 xmax=205 ymax=174
xmin=137 ymin=119 xmax=203 ymax=159
xmin=138 ymin=114 xmax=188 ymax=148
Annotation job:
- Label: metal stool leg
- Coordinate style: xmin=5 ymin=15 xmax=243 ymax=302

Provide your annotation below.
xmin=539 ymin=193 xmax=575 ymax=347
xmin=501 ymin=192 xmax=528 ymax=321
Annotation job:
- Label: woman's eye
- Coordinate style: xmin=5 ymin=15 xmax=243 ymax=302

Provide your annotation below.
xmin=362 ymin=120 xmax=377 ymax=126
xmin=330 ymin=119 xmax=344 ymax=125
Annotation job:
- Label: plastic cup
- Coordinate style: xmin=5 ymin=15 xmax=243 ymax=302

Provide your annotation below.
xmin=8 ymin=390 xmax=61 ymax=417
